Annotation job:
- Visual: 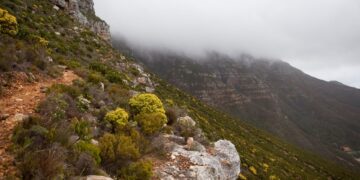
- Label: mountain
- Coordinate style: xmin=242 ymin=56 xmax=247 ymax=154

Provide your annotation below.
xmin=116 ymin=47 xmax=360 ymax=168
xmin=0 ymin=0 xmax=359 ymax=179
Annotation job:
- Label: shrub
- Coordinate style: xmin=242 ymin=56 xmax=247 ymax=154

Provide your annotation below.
xmin=72 ymin=119 xmax=91 ymax=140
xmin=99 ymin=133 xmax=140 ymax=164
xmin=129 ymin=93 xmax=165 ymax=115
xmin=104 ymin=108 xmax=129 ymax=131
xmin=74 ymin=140 xmax=101 ymax=164
xmin=119 ymin=160 xmax=153 ymax=180
xmin=249 ymin=166 xmax=257 ymax=175
xmin=0 ymin=8 xmax=18 ymax=36
xmin=116 ymin=135 xmax=141 ymax=160
xmin=105 ymin=70 xmax=123 ymax=83
xmin=87 ymin=71 xmax=105 ymax=84
xmin=37 ymin=94 xmax=69 ymax=122
xmin=29 ymin=35 xmax=49 ymax=47
xmin=74 ymin=153 xmax=98 ymax=176
xmin=47 ymin=84 xmax=81 ymax=98
xmin=165 ymin=108 xmax=177 ymax=126
xmin=89 ymin=62 xmax=108 ymax=74
xmin=20 ymin=145 xmax=66 ymax=179
xmin=134 ymin=112 xmax=167 ymax=135
xmin=98 ymin=133 xmax=116 ymax=162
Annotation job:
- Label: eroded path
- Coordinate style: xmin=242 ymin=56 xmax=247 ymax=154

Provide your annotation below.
xmin=0 ymin=70 xmax=78 ymax=178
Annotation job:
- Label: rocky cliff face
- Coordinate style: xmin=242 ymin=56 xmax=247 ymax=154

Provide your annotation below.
xmin=51 ymin=0 xmax=111 ymax=42
xmin=125 ymin=49 xmax=360 ymax=168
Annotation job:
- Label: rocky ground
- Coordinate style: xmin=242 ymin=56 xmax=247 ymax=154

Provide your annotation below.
xmin=0 ymin=70 xmax=78 ymax=178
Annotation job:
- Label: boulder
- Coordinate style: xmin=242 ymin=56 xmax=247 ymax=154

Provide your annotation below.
xmin=85 ymin=175 xmax=113 ymax=180
xmin=177 ymin=116 xmax=196 ymax=127
xmin=51 ymin=0 xmax=67 ymax=8
xmin=155 ymin=134 xmax=241 ymax=180
xmin=214 ymin=140 xmax=241 ymax=179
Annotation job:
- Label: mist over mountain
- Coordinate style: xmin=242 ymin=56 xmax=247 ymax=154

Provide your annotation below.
xmin=94 ymin=0 xmax=360 ymax=88
xmin=112 ymin=38 xmax=360 ymax=168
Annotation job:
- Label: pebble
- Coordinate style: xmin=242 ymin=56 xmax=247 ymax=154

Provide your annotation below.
xmin=15 ymin=98 xmax=23 ymax=102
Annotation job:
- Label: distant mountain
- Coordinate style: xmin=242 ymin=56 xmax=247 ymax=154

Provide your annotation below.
xmin=113 ymin=43 xmax=360 ymax=168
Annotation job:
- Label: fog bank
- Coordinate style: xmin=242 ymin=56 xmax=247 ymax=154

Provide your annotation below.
xmin=94 ymin=0 xmax=360 ymax=88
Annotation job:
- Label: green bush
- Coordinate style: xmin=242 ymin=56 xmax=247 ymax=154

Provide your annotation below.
xmin=72 ymin=119 xmax=91 ymax=140
xmin=129 ymin=93 xmax=165 ymax=115
xmin=20 ymin=146 xmax=66 ymax=179
xmin=134 ymin=112 xmax=167 ymax=135
xmin=104 ymin=108 xmax=129 ymax=131
xmin=119 ymin=160 xmax=153 ymax=180
xmin=99 ymin=133 xmax=140 ymax=164
xmin=89 ymin=62 xmax=108 ymax=74
xmin=0 ymin=7 xmax=18 ymax=36
xmin=74 ymin=140 xmax=101 ymax=164
xmin=98 ymin=133 xmax=117 ymax=162
xmin=47 ymin=84 xmax=81 ymax=98
xmin=105 ymin=70 xmax=123 ymax=83
xmin=87 ymin=71 xmax=105 ymax=84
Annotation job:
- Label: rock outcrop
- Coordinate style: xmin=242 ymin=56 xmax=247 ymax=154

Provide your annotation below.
xmin=154 ymin=134 xmax=240 ymax=180
xmin=51 ymin=0 xmax=111 ymax=42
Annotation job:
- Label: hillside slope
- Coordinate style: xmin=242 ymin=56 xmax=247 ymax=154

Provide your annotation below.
xmin=121 ymin=49 xmax=360 ymax=168
xmin=0 ymin=0 xmax=359 ymax=179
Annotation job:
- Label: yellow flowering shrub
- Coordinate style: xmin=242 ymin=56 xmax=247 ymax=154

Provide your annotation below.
xmin=249 ymin=166 xmax=257 ymax=175
xmin=104 ymin=108 xmax=129 ymax=130
xmin=262 ymin=163 xmax=269 ymax=172
xmin=129 ymin=93 xmax=165 ymax=115
xmin=239 ymin=173 xmax=247 ymax=180
xmin=269 ymin=175 xmax=280 ymax=180
xmin=0 ymin=8 xmax=18 ymax=36
xmin=129 ymin=94 xmax=167 ymax=134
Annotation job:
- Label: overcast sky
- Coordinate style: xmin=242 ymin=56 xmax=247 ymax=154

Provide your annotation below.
xmin=94 ymin=0 xmax=360 ymax=88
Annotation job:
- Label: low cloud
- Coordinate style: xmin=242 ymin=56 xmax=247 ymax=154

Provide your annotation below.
xmin=94 ymin=0 xmax=360 ymax=88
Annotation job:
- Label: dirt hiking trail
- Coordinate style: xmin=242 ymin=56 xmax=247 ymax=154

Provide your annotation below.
xmin=0 ymin=70 xmax=78 ymax=178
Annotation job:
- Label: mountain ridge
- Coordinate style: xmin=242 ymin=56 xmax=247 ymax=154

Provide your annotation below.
xmin=117 ymin=46 xmax=360 ymax=168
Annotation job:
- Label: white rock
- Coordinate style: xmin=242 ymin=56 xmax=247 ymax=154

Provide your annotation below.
xmin=214 ymin=140 xmax=241 ymax=180
xmin=53 ymin=5 xmax=60 ymax=11
xmin=90 ymin=139 xmax=99 ymax=146
xmin=86 ymin=175 xmax=113 ymax=180
xmin=15 ymin=98 xmax=23 ymax=102
xmin=155 ymin=135 xmax=241 ymax=180
xmin=47 ymin=56 xmax=54 ymax=62
xmin=178 ymin=116 xmax=196 ymax=127
xmin=14 ymin=113 xmax=29 ymax=122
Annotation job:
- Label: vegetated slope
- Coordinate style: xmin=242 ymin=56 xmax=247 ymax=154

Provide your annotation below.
xmin=0 ymin=70 xmax=78 ymax=177
xmin=118 ymin=48 xmax=360 ymax=168
xmin=0 ymin=0 xmax=358 ymax=179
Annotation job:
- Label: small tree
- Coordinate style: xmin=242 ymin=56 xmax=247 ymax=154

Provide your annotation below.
xmin=0 ymin=8 xmax=18 ymax=36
